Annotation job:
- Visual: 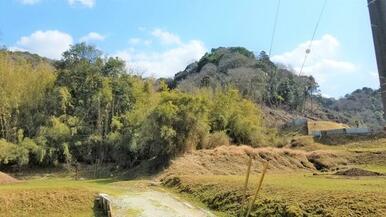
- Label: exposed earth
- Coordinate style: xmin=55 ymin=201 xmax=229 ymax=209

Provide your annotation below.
xmin=0 ymin=172 xmax=18 ymax=184
xmin=111 ymin=188 xmax=214 ymax=217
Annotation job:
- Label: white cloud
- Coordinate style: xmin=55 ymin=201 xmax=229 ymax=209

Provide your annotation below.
xmin=151 ymin=28 xmax=182 ymax=45
xmin=115 ymin=39 xmax=206 ymax=78
xmin=129 ymin=38 xmax=152 ymax=46
xmin=18 ymin=0 xmax=40 ymax=5
xmin=273 ymin=35 xmax=340 ymax=67
xmin=272 ymin=34 xmax=361 ymax=96
xmin=272 ymin=34 xmax=382 ymax=97
xmin=13 ymin=30 xmax=73 ymax=59
xmin=143 ymin=40 xmax=152 ymax=46
xmin=68 ymin=0 xmax=95 ymax=8
xmin=138 ymin=26 xmax=147 ymax=32
xmin=128 ymin=38 xmax=141 ymax=45
xmin=80 ymin=32 xmax=105 ymax=42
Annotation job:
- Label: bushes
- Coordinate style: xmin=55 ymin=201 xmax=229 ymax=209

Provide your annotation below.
xmin=204 ymin=131 xmax=230 ymax=149
xmin=0 ymin=139 xmax=29 ymax=166
xmin=140 ymin=87 xmax=280 ymax=159
xmin=140 ymin=90 xmax=210 ymax=158
xmin=208 ymin=88 xmax=270 ymax=147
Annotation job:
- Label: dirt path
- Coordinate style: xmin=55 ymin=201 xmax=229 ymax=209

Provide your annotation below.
xmin=110 ymin=187 xmax=215 ymax=217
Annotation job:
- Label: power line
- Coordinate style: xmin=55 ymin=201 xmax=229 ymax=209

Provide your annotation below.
xmin=269 ymin=0 xmax=281 ymax=57
xmin=298 ymin=0 xmax=328 ymax=76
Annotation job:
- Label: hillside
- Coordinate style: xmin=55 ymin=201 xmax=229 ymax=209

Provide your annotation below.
xmin=316 ymin=88 xmax=384 ymax=130
xmin=172 ymin=47 xmax=384 ymax=129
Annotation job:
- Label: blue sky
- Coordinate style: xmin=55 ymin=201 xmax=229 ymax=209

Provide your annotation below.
xmin=0 ymin=0 xmax=380 ymax=98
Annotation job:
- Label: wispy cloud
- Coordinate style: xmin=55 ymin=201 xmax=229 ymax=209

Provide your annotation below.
xmin=18 ymin=0 xmax=41 ymax=5
xmin=68 ymin=0 xmax=95 ymax=8
xmin=129 ymin=37 xmax=152 ymax=46
xmin=17 ymin=0 xmax=96 ymax=7
xmin=80 ymin=32 xmax=105 ymax=42
xmin=151 ymin=28 xmax=182 ymax=45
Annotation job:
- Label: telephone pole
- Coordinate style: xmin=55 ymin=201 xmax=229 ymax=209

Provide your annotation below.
xmin=368 ymin=0 xmax=386 ymax=125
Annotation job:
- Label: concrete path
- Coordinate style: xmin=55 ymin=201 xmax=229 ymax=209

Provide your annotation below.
xmin=110 ymin=187 xmax=215 ymax=217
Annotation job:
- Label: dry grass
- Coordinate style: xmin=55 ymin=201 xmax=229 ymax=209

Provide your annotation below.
xmin=0 ymin=172 xmax=19 ymax=184
xmin=162 ymin=173 xmax=386 ymax=217
xmin=160 ymin=145 xmax=351 ymax=179
xmin=307 ymin=120 xmax=349 ymax=132
xmin=0 ymin=188 xmax=95 ymax=217
xmin=161 ymin=135 xmax=386 ymax=216
xmin=204 ymin=131 xmax=230 ymax=149
xmin=0 ymin=177 xmax=124 ymax=217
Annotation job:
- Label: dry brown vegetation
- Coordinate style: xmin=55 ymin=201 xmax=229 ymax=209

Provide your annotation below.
xmin=160 ymin=135 xmax=386 ymax=216
xmin=162 ymin=174 xmax=386 ymax=217
xmin=335 ymin=168 xmax=384 ymax=176
xmin=307 ymin=120 xmax=349 ymax=132
xmin=0 ymin=172 xmax=19 ymax=184
xmin=0 ymin=188 xmax=95 ymax=217
xmin=160 ymin=145 xmax=350 ymax=178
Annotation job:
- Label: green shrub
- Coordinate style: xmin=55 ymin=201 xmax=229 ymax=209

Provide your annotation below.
xmin=204 ymin=131 xmax=230 ymax=149
xmin=0 ymin=139 xmax=29 ymax=166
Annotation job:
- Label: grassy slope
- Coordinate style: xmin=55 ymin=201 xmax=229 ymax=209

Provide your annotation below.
xmin=163 ymin=173 xmax=386 ymax=217
xmin=162 ymin=136 xmax=386 ymax=217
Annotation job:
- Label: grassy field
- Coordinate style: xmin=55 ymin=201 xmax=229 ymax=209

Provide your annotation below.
xmin=161 ymin=135 xmax=386 ymax=217
xmin=163 ymin=173 xmax=386 ymax=216
xmin=0 ymin=177 xmax=123 ymax=217
xmin=0 ymin=174 xmax=180 ymax=217
xmin=2 ymin=135 xmax=385 ymax=217
xmin=0 ymin=175 xmax=222 ymax=217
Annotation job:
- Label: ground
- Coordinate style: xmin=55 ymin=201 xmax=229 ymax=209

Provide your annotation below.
xmin=0 ymin=172 xmax=18 ymax=184
xmin=160 ymin=134 xmax=386 ymax=216
xmin=0 ymin=176 xmax=217 ymax=217
xmin=1 ymin=134 xmax=385 ymax=216
xmin=162 ymin=173 xmax=386 ymax=216
xmin=111 ymin=184 xmax=215 ymax=217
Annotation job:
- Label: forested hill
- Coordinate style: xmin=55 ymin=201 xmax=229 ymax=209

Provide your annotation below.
xmin=0 ymin=45 xmax=282 ymax=170
xmin=316 ymin=88 xmax=383 ymax=130
xmin=173 ymin=47 xmax=318 ymax=112
xmin=0 ymin=45 xmax=383 ymax=171
xmin=170 ymin=47 xmax=384 ymax=129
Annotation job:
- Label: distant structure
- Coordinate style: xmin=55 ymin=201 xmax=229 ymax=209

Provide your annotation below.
xmin=368 ymin=0 xmax=386 ymax=124
xmin=285 ymin=118 xmax=371 ymax=138
xmin=310 ymin=128 xmax=371 ymax=138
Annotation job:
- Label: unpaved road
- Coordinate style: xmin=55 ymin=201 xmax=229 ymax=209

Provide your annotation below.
xmin=110 ymin=186 xmax=215 ymax=217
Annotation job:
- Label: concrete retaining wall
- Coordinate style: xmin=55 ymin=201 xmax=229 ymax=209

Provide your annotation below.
xmin=96 ymin=193 xmax=113 ymax=217
xmin=311 ymin=128 xmax=371 ymax=138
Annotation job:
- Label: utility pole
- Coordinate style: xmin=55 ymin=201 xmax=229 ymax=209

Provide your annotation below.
xmin=368 ymin=0 xmax=386 ymax=127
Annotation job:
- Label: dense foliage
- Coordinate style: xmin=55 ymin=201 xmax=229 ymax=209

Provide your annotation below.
xmin=175 ymin=49 xmax=319 ymax=111
xmin=0 ymin=45 xmax=279 ymax=169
